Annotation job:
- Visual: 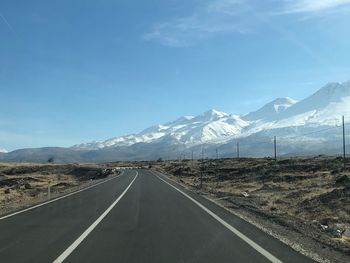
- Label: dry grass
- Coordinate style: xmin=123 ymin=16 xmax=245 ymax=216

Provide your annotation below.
xmin=151 ymin=156 xmax=350 ymax=261
xmin=0 ymin=163 xmax=120 ymax=216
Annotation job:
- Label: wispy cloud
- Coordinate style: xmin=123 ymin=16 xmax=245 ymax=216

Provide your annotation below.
xmin=0 ymin=13 xmax=17 ymax=36
xmin=280 ymin=0 xmax=350 ymax=14
xmin=253 ymin=12 xmax=330 ymax=67
xmin=143 ymin=0 xmax=350 ymax=47
xmin=143 ymin=0 xmax=251 ymax=47
xmin=207 ymin=0 xmax=248 ymax=14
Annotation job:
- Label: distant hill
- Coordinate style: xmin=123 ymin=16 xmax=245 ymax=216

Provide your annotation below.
xmin=1 ymin=80 xmax=349 ymax=163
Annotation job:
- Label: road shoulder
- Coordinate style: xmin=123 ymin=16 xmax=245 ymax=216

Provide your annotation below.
xmin=151 ymin=169 xmax=316 ymax=263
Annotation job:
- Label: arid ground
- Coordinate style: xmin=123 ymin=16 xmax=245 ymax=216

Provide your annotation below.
xmin=150 ymin=156 xmax=350 ymax=263
xmin=1 ymin=158 xmax=349 ymax=262
xmin=0 ymin=163 xmax=120 ymax=216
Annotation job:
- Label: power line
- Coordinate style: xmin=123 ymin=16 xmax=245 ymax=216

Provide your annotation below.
xmin=279 ymin=125 xmax=341 ymax=140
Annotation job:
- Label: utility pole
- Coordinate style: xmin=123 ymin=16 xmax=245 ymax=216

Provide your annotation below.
xmin=236 ymin=142 xmax=240 ymax=159
xmin=216 ymin=148 xmax=218 ymax=159
xmin=200 ymin=148 xmax=204 ymax=189
xmin=274 ymin=136 xmax=277 ymax=162
xmin=191 ymin=150 xmax=194 ymax=166
xmin=343 ymin=116 xmax=346 ymax=168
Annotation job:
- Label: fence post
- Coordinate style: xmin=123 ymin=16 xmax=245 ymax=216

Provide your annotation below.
xmin=274 ymin=136 xmax=277 ymax=162
xmin=200 ymin=148 xmax=204 ymax=189
xmin=343 ymin=116 xmax=346 ymax=168
xmin=48 ymin=185 xmax=51 ymax=200
xmin=191 ymin=150 xmax=194 ymax=167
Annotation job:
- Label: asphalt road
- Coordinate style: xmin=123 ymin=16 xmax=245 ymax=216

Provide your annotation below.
xmin=0 ymin=169 xmax=315 ymax=263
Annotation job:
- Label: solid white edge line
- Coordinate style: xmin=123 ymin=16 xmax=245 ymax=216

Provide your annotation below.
xmin=53 ymin=171 xmax=138 ymax=263
xmin=154 ymin=172 xmax=283 ymax=263
xmin=0 ymin=171 xmax=125 ymax=221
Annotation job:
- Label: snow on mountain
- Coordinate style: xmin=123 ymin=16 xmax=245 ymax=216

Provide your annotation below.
xmin=0 ymin=148 xmax=8 ymax=153
xmin=167 ymin=110 xmax=249 ymax=144
xmin=276 ymin=81 xmax=350 ymax=126
xmin=72 ymin=132 xmax=166 ymax=150
xmin=241 ymin=81 xmax=350 ymax=135
xmin=72 ymin=80 xmax=350 ymax=154
xmin=72 ymin=109 xmax=249 ymax=150
xmin=2 ymin=80 xmax=350 ymax=162
xmin=243 ymin=97 xmax=297 ymax=121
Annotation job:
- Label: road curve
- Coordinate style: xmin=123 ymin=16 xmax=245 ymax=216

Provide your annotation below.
xmin=0 ymin=169 xmax=314 ymax=263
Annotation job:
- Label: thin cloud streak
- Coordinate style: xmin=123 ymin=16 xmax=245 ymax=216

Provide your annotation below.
xmin=143 ymin=0 xmax=251 ymax=47
xmin=143 ymin=0 xmax=350 ymax=47
xmin=142 ymin=0 xmax=337 ymax=70
xmin=0 ymin=13 xmax=17 ymax=36
xmin=253 ymin=12 xmax=331 ymax=68
xmin=280 ymin=0 xmax=350 ymax=14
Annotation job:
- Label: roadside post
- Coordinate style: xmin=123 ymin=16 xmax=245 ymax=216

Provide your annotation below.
xmin=274 ymin=136 xmax=277 ymax=162
xmin=200 ymin=148 xmax=204 ymax=189
xmin=343 ymin=116 xmax=346 ymax=168
xmin=191 ymin=150 xmax=194 ymax=166
xmin=48 ymin=185 xmax=51 ymax=200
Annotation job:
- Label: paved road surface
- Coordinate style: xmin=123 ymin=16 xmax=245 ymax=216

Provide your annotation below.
xmin=0 ymin=169 xmax=315 ymax=263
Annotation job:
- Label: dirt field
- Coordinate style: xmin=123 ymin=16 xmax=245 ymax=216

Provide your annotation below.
xmin=151 ymin=156 xmax=350 ymax=263
xmin=0 ymin=163 xmax=120 ymax=216
xmin=1 ymin=158 xmax=349 ymax=262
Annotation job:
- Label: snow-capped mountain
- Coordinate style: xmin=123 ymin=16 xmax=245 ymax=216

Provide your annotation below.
xmin=72 ymin=109 xmax=249 ymax=150
xmin=243 ymin=97 xmax=297 ymax=121
xmin=72 ymin=80 xmax=350 ymax=156
xmin=0 ymin=149 xmax=8 ymax=153
xmin=2 ymin=80 xmax=349 ymax=162
xmin=244 ymin=81 xmax=350 ymax=135
xmin=275 ymin=81 xmax=350 ymax=126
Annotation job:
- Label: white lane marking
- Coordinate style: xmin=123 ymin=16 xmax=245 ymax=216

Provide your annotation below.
xmin=53 ymin=171 xmax=138 ymax=263
xmin=0 ymin=171 xmax=125 ymax=221
xmin=154 ymin=173 xmax=283 ymax=263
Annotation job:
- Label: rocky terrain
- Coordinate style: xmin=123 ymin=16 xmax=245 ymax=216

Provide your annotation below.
xmin=0 ymin=163 xmax=120 ymax=216
xmin=151 ymin=156 xmax=350 ymax=263
xmin=1 ymin=157 xmax=350 ymax=262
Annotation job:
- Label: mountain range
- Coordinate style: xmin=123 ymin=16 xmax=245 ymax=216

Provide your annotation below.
xmin=1 ymin=80 xmax=350 ymax=163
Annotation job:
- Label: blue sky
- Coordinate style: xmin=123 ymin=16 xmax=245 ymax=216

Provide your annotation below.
xmin=1 ymin=0 xmax=350 ymax=151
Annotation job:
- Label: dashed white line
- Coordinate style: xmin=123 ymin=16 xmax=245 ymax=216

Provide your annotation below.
xmin=154 ymin=172 xmax=283 ymax=263
xmin=53 ymin=171 xmax=138 ymax=263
